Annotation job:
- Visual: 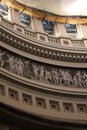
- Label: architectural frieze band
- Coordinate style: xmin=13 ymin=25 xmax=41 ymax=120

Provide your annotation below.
xmin=1 ymin=71 xmax=87 ymax=101
xmin=0 ymin=47 xmax=87 ymax=91
xmin=1 ymin=1 xmax=87 ymax=129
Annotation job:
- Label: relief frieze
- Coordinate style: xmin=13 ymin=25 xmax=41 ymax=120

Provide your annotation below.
xmin=0 ymin=47 xmax=87 ymax=88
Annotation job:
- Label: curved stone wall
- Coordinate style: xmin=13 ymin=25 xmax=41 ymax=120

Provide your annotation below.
xmin=0 ymin=17 xmax=87 ymax=68
xmin=0 ymin=47 xmax=87 ymax=89
xmin=0 ymin=9 xmax=87 ymax=128
xmin=1 ymin=68 xmax=87 ymax=124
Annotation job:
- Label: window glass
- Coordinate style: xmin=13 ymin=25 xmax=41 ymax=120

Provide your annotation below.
xmin=0 ymin=3 xmax=11 ymax=21
xmin=42 ymin=20 xmax=54 ymax=35
xmin=19 ymin=13 xmax=31 ymax=25
xmin=0 ymin=3 xmax=9 ymax=16
xmin=65 ymin=24 xmax=77 ymax=33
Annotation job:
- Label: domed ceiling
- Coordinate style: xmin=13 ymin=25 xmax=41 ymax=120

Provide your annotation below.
xmin=16 ymin=0 xmax=87 ymax=16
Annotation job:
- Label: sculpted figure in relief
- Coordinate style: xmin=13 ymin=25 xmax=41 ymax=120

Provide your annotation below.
xmin=39 ymin=65 xmax=45 ymax=80
xmin=0 ymin=50 xmax=5 ymax=67
xmin=75 ymin=71 xmax=83 ymax=87
xmin=7 ymin=55 xmax=15 ymax=73
xmin=17 ymin=59 xmax=24 ymax=76
xmin=32 ymin=63 xmax=39 ymax=79
xmin=44 ymin=69 xmax=52 ymax=83
xmin=1 ymin=48 xmax=87 ymax=88
xmin=51 ymin=68 xmax=60 ymax=84
xmin=82 ymin=72 xmax=87 ymax=87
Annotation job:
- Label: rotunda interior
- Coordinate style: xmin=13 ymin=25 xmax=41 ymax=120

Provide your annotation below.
xmin=0 ymin=0 xmax=87 ymax=130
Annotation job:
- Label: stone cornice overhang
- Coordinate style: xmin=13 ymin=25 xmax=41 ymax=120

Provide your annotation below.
xmin=0 ymin=24 xmax=87 ymax=68
xmin=0 ymin=21 xmax=87 ymax=53
xmin=0 ymin=102 xmax=87 ymax=130
xmin=1 ymin=68 xmax=87 ymax=100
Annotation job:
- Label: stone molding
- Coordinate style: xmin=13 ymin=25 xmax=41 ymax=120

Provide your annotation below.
xmin=0 ymin=26 xmax=87 ymax=67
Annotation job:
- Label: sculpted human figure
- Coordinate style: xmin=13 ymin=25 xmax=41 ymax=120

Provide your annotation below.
xmin=59 ymin=69 xmax=66 ymax=86
xmin=14 ymin=57 xmax=18 ymax=74
xmin=75 ymin=71 xmax=83 ymax=87
xmin=24 ymin=60 xmax=31 ymax=78
xmin=7 ymin=55 xmax=15 ymax=72
xmin=32 ymin=63 xmax=39 ymax=79
xmin=51 ymin=68 xmax=60 ymax=84
xmin=73 ymin=75 xmax=79 ymax=87
xmin=44 ymin=69 xmax=52 ymax=83
xmin=0 ymin=50 xmax=5 ymax=67
xmin=39 ymin=65 xmax=44 ymax=80
xmin=59 ymin=69 xmax=72 ymax=86
xmin=82 ymin=72 xmax=87 ymax=87
xmin=17 ymin=58 xmax=24 ymax=76
xmin=64 ymin=70 xmax=72 ymax=86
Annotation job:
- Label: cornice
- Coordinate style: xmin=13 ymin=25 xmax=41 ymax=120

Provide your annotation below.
xmin=0 ymin=102 xmax=87 ymax=130
xmin=1 ymin=69 xmax=87 ymax=101
xmin=0 ymin=23 xmax=87 ymax=68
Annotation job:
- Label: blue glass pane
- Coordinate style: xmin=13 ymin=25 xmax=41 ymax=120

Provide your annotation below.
xmin=0 ymin=3 xmax=8 ymax=15
xmin=19 ymin=13 xmax=30 ymax=21
xmin=42 ymin=20 xmax=54 ymax=32
xmin=65 ymin=24 xmax=76 ymax=29
xmin=19 ymin=13 xmax=31 ymax=25
xmin=42 ymin=20 xmax=54 ymax=26
xmin=65 ymin=24 xmax=77 ymax=33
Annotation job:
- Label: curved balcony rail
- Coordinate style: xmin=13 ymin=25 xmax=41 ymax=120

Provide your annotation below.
xmin=0 ymin=20 xmax=87 ymax=67
xmin=0 ymin=16 xmax=86 ymax=50
xmin=1 ymin=5 xmax=87 ymax=129
xmin=1 ymin=16 xmax=87 ymax=125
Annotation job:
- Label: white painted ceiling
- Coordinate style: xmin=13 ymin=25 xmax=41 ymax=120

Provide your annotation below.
xmin=16 ymin=0 xmax=87 ymax=16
